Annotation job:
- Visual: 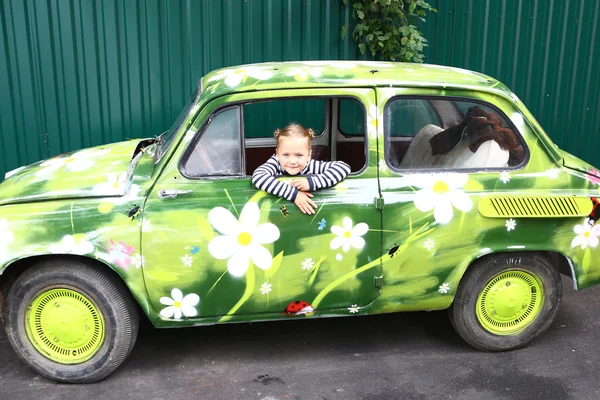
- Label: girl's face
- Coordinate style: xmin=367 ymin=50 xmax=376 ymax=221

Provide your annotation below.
xmin=276 ymin=135 xmax=311 ymax=175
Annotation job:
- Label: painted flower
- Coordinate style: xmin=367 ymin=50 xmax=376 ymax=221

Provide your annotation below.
xmin=505 ymin=219 xmax=517 ymax=231
xmin=348 ymin=304 xmax=360 ymax=313
xmin=301 ymin=258 xmax=315 ymax=270
xmin=286 ymin=66 xmax=325 ymax=81
xmin=412 ymin=174 xmax=473 ymax=224
xmin=439 ymin=283 xmax=450 ymax=294
xmin=182 ymin=254 xmax=193 ymax=267
xmin=208 ymin=202 xmax=280 ymax=277
xmin=260 ymin=282 xmax=272 ymax=295
xmin=159 ymin=288 xmax=200 ymax=319
xmin=0 ymin=219 xmax=14 ymax=259
xmin=132 ymin=253 xmax=144 ymax=269
xmin=184 ymin=129 xmax=195 ymax=143
xmin=571 ymin=219 xmax=600 ymax=249
xmin=36 ymin=148 xmax=109 ymax=177
xmin=379 ymin=159 xmax=387 ymax=172
xmin=547 ymin=168 xmax=560 ymax=180
xmin=93 ymin=173 xmax=140 ymax=199
xmin=207 ymin=66 xmax=274 ymax=87
xmin=108 ymin=239 xmax=135 ymax=268
xmin=49 ymin=234 xmax=94 ymax=255
xmin=367 ymin=105 xmax=380 ymax=137
xmin=318 ymin=218 xmax=327 ymax=231
xmin=424 ymin=238 xmax=435 ymax=251
xmin=330 ymin=217 xmax=369 ymax=252
xmin=500 ymin=171 xmax=511 ymax=184
xmin=139 ymin=218 xmax=151 ymax=232
xmin=588 ymin=169 xmax=600 ymax=185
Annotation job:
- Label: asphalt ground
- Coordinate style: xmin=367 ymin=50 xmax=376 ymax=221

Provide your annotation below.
xmin=2 ymin=278 xmax=600 ymax=400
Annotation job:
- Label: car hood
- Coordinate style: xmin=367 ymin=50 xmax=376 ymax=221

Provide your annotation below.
xmin=0 ymin=139 xmax=155 ymax=206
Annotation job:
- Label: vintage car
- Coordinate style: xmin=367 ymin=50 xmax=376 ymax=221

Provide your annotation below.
xmin=1 ymin=61 xmax=599 ymax=383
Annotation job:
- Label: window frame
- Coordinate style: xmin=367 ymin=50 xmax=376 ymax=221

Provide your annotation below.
xmin=179 ymin=93 xmax=371 ymax=179
xmin=383 ymin=95 xmax=530 ymax=174
xmin=179 ymin=104 xmax=245 ymax=179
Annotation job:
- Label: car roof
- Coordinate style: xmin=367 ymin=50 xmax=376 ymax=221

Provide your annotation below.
xmin=200 ymin=61 xmax=512 ymax=98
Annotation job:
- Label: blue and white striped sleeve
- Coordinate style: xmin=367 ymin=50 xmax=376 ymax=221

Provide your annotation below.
xmin=251 ymin=155 xmax=299 ymax=201
xmin=306 ymin=160 xmax=352 ymax=190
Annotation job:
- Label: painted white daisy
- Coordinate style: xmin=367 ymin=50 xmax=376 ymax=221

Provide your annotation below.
xmin=132 ymin=253 xmax=144 ymax=269
xmin=505 ymin=219 xmax=517 ymax=231
xmin=301 ymin=258 xmax=315 ymax=270
xmin=49 ymin=235 xmax=94 ymax=255
xmin=0 ymin=219 xmax=14 ymax=260
xmin=260 ymin=282 xmax=272 ymax=295
xmin=411 ymin=174 xmax=473 ymax=224
xmin=139 ymin=217 xmax=151 ymax=232
xmin=330 ymin=217 xmax=369 ymax=252
xmin=92 ymin=173 xmax=141 ymax=199
xmin=547 ymin=168 xmax=560 ymax=180
xmin=571 ymin=219 xmax=600 ymax=249
xmin=35 ymin=148 xmax=110 ymax=177
xmin=286 ymin=66 xmax=325 ymax=81
xmin=208 ymin=202 xmax=280 ymax=277
xmin=207 ymin=65 xmax=274 ymax=87
xmin=182 ymin=254 xmax=193 ymax=267
xmin=159 ymin=288 xmax=200 ymax=319
xmin=378 ymin=159 xmax=387 ymax=172
xmin=348 ymin=304 xmax=360 ymax=313
xmin=424 ymin=238 xmax=435 ymax=251
xmin=439 ymin=283 xmax=450 ymax=294
xmin=500 ymin=171 xmax=511 ymax=184
xmin=367 ymin=104 xmax=380 ymax=138
xmin=184 ymin=129 xmax=195 ymax=143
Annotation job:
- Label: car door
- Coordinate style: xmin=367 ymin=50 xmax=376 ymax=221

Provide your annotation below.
xmin=141 ymin=88 xmax=382 ymax=321
xmin=374 ymin=87 xmax=541 ymax=309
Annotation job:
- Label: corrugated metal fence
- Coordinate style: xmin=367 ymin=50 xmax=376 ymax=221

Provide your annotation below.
xmin=1 ymin=0 xmax=599 ymax=179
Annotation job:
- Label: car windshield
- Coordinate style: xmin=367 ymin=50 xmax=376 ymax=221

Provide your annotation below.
xmin=155 ymin=87 xmax=200 ymax=162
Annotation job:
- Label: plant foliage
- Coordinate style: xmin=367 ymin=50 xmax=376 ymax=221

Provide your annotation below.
xmin=342 ymin=0 xmax=436 ymax=63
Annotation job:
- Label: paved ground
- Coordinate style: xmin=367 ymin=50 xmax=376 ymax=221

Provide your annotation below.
xmin=2 ymin=279 xmax=600 ymax=400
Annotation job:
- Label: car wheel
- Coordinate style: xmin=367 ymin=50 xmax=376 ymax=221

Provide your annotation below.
xmin=5 ymin=258 xmax=139 ymax=383
xmin=449 ymin=253 xmax=562 ymax=351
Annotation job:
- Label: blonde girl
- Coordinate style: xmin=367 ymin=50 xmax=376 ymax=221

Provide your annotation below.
xmin=251 ymin=123 xmax=351 ymax=214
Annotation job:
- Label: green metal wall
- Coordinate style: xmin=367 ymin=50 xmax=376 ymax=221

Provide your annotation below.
xmin=1 ymin=0 xmax=599 ymax=180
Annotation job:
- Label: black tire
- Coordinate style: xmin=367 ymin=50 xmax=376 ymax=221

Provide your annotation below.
xmin=449 ymin=252 xmax=562 ymax=351
xmin=5 ymin=258 xmax=139 ymax=383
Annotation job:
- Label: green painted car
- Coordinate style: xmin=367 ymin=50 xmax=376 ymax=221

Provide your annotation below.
xmin=2 ymin=61 xmax=600 ymax=383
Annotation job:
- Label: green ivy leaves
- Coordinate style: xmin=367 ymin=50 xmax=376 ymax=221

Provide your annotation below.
xmin=342 ymin=0 xmax=436 ymax=63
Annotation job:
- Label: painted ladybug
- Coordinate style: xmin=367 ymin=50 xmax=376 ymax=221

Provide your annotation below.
xmin=283 ymin=300 xmax=314 ymax=316
xmin=589 ymin=197 xmax=600 ymax=224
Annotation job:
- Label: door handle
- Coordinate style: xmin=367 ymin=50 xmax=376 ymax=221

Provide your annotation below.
xmin=158 ymin=189 xmax=193 ymax=199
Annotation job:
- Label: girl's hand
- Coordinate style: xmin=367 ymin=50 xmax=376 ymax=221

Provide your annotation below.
xmin=294 ymin=191 xmax=317 ymax=214
xmin=291 ymin=178 xmax=310 ymax=192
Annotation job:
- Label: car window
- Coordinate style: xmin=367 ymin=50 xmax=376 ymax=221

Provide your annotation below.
xmin=385 ymin=97 xmax=526 ymax=171
xmin=338 ymin=99 xmax=365 ymax=136
xmin=244 ymin=99 xmax=324 ymax=139
xmin=181 ymin=107 xmax=242 ymax=177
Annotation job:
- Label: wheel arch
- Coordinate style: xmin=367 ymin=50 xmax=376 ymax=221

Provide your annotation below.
xmin=0 ymin=254 xmax=152 ymax=323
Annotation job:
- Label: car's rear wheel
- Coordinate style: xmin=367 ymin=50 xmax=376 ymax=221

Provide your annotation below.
xmin=449 ymin=253 xmax=561 ymax=351
xmin=5 ymin=258 xmax=139 ymax=383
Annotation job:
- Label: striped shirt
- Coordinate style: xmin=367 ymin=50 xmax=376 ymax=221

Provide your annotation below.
xmin=251 ymin=155 xmax=351 ymax=201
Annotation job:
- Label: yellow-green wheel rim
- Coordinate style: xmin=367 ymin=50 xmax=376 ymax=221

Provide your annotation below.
xmin=25 ymin=288 xmax=105 ymax=364
xmin=476 ymin=270 xmax=544 ymax=335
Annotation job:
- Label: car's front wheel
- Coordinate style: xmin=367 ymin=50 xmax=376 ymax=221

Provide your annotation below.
xmin=449 ymin=253 xmax=562 ymax=351
xmin=5 ymin=258 xmax=139 ymax=383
